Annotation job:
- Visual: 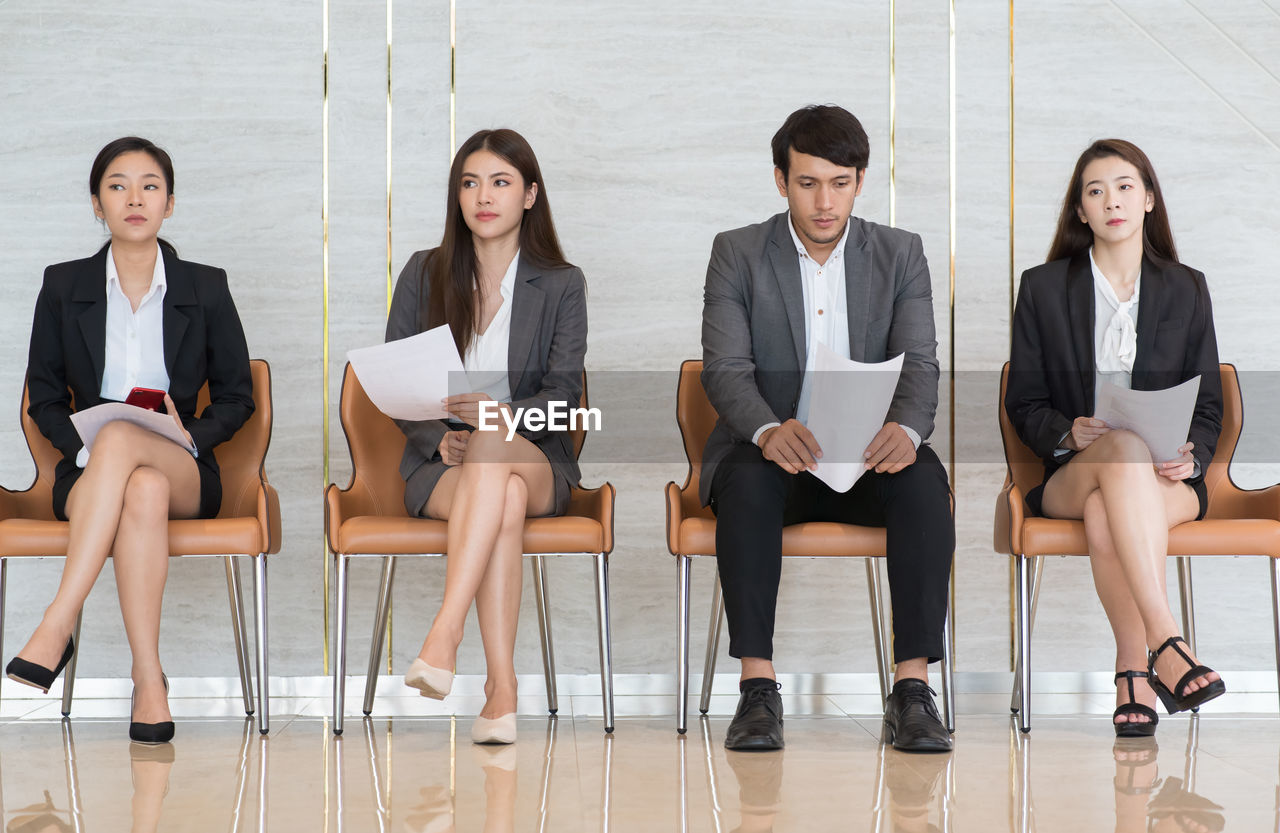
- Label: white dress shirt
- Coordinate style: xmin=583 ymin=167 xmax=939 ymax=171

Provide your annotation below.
xmin=1090 ymin=247 xmax=1139 ymax=399
xmin=76 ymin=245 xmax=171 ymax=468
xmin=752 ymin=214 xmax=921 ymax=451
xmin=464 ymin=251 xmax=518 ymax=404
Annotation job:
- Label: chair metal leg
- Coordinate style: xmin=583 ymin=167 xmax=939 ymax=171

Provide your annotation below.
xmin=532 ymin=555 xmax=559 ymax=715
xmin=1010 ymin=556 xmax=1043 ymax=713
xmin=1178 ymin=556 xmax=1197 ymax=655
xmin=333 ymin=554 xmax=350 ymax=735
xmin=866 ymin=558 xmax=892 ymax=703
xmin=698 ymin=571 xmax=723 ymax=714
xmin=362 ymin=556 xmax=397 ymax=716
xmin=676 ymin=556 xmax=691 ymax=735
xmin=941 ymin=602 xmax=956 ymax=734
xmin=226 ymin=556 xmax=255 ymax=715
xmin=1271 ymin=559 xmax=1280 ymax=712
xmin=1014 ymin=556 xmax=1032 ymax=732
xmin=593 ymin=553 xmax=615 ymax=733
xmin=0 ymin=559 xmax=6 ymax=703
xmin=252 ymin=553 xmax=269 ymax=734
xmin=60 ymin=610 xmax=84 ymax=717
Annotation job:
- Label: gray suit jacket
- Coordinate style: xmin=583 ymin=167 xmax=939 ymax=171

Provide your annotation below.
xmin=386 ymin=249 xmax=587 ymax=517
xmin=699 ymin=212 xmax=939 ymax=506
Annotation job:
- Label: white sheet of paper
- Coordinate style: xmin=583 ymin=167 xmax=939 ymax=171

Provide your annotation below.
xmin=1093 ymin=376 xmax=1201 ymax=463
xmin=806 ymin=345 xmax=905 ymax=493
xmin=347 ymin=325 xmax=468 ymax=421
xmin=70 ymin=402 xmax=196 ymax=454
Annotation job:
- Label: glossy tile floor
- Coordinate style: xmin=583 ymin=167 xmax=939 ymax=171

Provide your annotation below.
xmin=0 ymin=689 xmax=1276 ymax=832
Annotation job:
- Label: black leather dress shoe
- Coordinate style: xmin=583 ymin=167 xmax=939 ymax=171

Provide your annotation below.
xmin=724 ymin=682 xmax=784 ymax=751
xmin=883 ymin=679 xmax=952 ymax=753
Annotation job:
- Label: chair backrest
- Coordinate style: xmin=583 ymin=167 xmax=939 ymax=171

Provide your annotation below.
xmin=674 ymin=360 xmax=717 ymax=520
xmin=997 ymin=362 xmax=1242 ymax=510
xmin=336 ymin=362 xmax=592 ymax=518
xmin=17 ymin=359 xmax=272 ymax=521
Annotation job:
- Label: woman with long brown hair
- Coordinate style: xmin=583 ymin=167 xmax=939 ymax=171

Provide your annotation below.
xmin=385 ymin=128 xmax=586 ymax=744
xmin=1006 ymin=139 xmax=1225 ymax=737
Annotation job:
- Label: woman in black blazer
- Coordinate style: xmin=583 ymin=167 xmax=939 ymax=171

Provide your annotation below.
xmin=1007 ymin=139 xmax=1225 ymax=737
xmin=5 ymin=138 xmax=254 ymax=744
xmin=386 ymin=129 xmax=586 ymax=745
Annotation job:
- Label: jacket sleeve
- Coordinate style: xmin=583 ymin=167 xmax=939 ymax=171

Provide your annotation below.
xmin=1006 ymin=272 xmax=1075 ymax=461
xmin=506 ymin=268 xmax=588 ymax=441
xmin=386 ymin=251 xmax=448 ymax=461
xmin=185 ymin=269 xmax=255 ymax=454
xmin=1183 ymin=269 xmax=1222 ymax=481
xmin=884 ymin=232 xmax=940 ymax=440
xmin=701 ymin=231 xmax=783 ymax=442
xmin=26 ymin=270 xmax=83 ymax=461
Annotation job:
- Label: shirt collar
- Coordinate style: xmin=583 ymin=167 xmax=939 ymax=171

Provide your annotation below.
xmin=105 ymin=243 xmax=167 ymax=301
xmin=786 ymin=211 xmax=852 ymax=267
xmin=1088 ymin=247 xmax=1139 ymax=309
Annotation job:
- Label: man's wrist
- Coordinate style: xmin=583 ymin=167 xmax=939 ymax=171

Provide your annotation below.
xmin=752 ymin=421 xmax=781 ymax=447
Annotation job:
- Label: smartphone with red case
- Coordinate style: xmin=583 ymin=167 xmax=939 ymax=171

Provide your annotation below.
xmin=125 ymin=387 xmax=166 ymax=412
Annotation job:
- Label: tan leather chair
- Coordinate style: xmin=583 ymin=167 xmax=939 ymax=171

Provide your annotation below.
xmin=325 ymin=363 xmax=616 ymax=735
xmin=995 ymin=362 xmax=1280 ymax=732
xmin=0 ymin=359 xmax=280 ymax=731
xmin=665 ymin=360 xmax=956 ymax=734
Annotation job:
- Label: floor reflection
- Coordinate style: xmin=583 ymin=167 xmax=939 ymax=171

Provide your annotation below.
xmin=1010 ymin=717 xmax=1227 ymax=833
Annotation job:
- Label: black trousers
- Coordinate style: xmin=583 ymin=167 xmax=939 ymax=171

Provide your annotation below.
xmin=709 ymin=441 xmax=954 ymax=664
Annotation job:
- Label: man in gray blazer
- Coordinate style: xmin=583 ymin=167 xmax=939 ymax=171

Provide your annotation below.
xmin=702 ymin=105 xmax=954 ymax=752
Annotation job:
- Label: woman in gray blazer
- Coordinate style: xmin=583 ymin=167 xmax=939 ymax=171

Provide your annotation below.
xmin=385 ymin=128 xmax=586 ymax=744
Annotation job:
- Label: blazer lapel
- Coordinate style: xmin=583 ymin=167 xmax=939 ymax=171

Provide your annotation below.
xmin=73 ymin=247 xmax=110 ymax=389
xmin=842 ymin=220 xmax=870 ymax=362
xmin=507 ymin=256 xmax=545 ymax=397
xmin=161 ymin=248 xmax=194 ymax=376
xmin=766 ymin=217 xmax=806 ymax=368
xmin=1132 ymin=257 xmax=1162 ymax=386
xmin=1065 ymin=250 xmax=1096 ymax=411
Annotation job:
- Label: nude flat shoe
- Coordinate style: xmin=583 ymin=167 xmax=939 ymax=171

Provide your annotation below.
xmin=470 ymin=712 xmax=517 ymax=745
xmin=404 ymin=658 xmax=453 ymax=700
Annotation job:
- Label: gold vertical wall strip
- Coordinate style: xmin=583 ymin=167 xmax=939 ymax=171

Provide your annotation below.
xmin=322 ymin=0 xmax=332 ymax=675
xmin=1008 ymin=0 xmax=1017 ymax=668
xmin=385 ymin=0 xmax=395 ymax=676
xmin=888 ymin=0 xmax=896 ymax=227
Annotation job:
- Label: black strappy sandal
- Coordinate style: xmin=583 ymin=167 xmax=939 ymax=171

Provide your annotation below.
xmin=1113 ymin=670 xmax=1158 ymax=738
xmin=1147 ymin=636 xmax=1226 ymax=714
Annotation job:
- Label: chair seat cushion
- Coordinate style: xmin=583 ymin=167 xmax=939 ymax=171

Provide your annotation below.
xmin=0 ymin=517 xmax=267 ymax=557
xmin=334 ymin=515 xmax=606 ymax=555
xmin=674 ymin=518 xmax=886 ymax=557
xmin=1021 ymin=517 xmax=1280 ymax=558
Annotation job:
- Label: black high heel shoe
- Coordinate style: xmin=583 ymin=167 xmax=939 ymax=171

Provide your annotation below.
xmin=5 ymin=637 xmax=75 ymax=694
xmin=1147 ymin=636 xmax=1226 ymax=714
xmin=130 ymin=674 xmax=175 ymax=745
xmin=1113 ymin=670 xmax=1158 ymax=738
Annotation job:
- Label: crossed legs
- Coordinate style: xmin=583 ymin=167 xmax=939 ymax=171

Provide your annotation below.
xmin=1041 ymin=429 xmax=1219 ymax=726
xmin=421 ymin=430 xmax=554 ymax=719
xmin=13 ymin=421 xmax=201 ymax=725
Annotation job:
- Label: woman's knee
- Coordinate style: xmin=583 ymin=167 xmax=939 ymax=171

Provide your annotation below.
xmin=1092 ymin=430 xmax=1152 ymax=467
xmin=121 ymin=468 xmax=170 ymax=522
xmin=88 ymin=421 xmax=149 ymax=466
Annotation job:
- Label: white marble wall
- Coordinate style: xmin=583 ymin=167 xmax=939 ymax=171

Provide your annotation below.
xmin=1 ymin=0 xmax=1277 ymax=684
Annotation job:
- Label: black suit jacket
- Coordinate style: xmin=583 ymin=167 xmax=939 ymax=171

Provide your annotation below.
xmin=26 ymin=245 xmax=255 ymax=514
xmin=1006 ymin=251 xmax=1222 ymax=485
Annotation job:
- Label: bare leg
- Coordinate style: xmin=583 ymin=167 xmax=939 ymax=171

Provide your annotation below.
xmin=418 ymin=430 xmax=554 ymax=678
xmin=473 ymin=475 xmax=527 ymax=719
xmin=13 ymin=423 xmax=200 ymax=676
xmin=1042 ymin=429 xmax=1218 ymax=695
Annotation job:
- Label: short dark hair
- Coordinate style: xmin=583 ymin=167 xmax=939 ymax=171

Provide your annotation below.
xmin=771 ymin=105 xmax=870 ymax=180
